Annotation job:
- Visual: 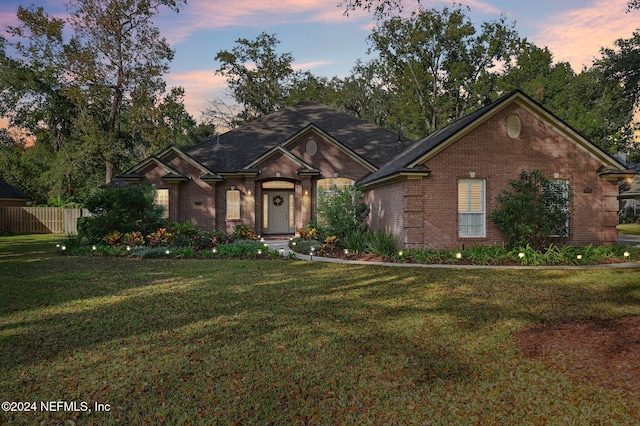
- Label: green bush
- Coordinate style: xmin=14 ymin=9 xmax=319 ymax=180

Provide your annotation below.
xmin=78 ymin=184 xmax=165 ymax=243
xmin=342 ymin=228 xmax=368 ymax=254
xmin=366 ymin=230 xmax=398 ymax=257
xmin=489 ymin=170 xmax=573 ymax=250
xmin=316 ymin=186 xmax=369 ymax=239
xmin=289 ymin=239 xmax=321 ymax=255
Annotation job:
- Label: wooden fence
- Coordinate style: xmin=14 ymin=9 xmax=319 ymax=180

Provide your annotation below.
xmin=0 ymin=207 xmax=91 ymax=235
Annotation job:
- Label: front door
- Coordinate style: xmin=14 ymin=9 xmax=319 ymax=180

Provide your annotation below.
xmin=263 ymin=191 xmax=295 ymax=234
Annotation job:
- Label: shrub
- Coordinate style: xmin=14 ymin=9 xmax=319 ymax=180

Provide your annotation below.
xmin=489 ymin=170 xmax=573 ymax=250
xmin=289 ymin=239 xmax=321 ymax=254
xmin=366 ymin=230 xmax=398 ymax=257
xmin=233 ymin=224 xmax=259 ymax=240
xmin=324 ymin=236 xmax=338 ymax=246
xmin=103 ymin=231 xmax=122 ymax=246
xmin=342 ymin=228 xmax=368 ymax=254
xmin=217 ymin=240 xmax=268 ymax=257
xmin=146 ymin=228 xmax=173 ymax=247
xmin=297 ymin=227 xmax=317 ymax=240
xmin=316 ymin=185 xmax=369 ymax=239
xmin=167 ymin=220 xmax=199 ymax=237
xmin=78 ymin=183 xmax=165 ymax=243
xmin=122 ymin=231 xmax=144 ymax=246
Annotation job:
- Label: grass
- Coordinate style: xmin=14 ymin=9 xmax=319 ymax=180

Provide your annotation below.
xmin=1 ymin=234 xmax=640 ymax=424
xmin=618 ymin=223 xmax=640 ymax=235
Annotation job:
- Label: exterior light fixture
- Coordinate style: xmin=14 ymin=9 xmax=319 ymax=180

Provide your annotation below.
xmin=257 ymin=249 xmax=262 ymax=255
xmin=624 ymin=251 xmax=630 ymax=258
xmin=455 ymin=252 xmax=462 ymax=259
xmin=576 ymin=254 xmax=582 ymax=260
xmin=518 ymin=252 xmax=525 ymax=259
xmin=165 ymin=250 xmax=170 ymax=255
xmin=92 ymin=245 xmax=97 ymax=251
xmin=398 ymin=251 xmax=403 ymax=257
xmin=61 ymin=245 xmax=66 ymax=251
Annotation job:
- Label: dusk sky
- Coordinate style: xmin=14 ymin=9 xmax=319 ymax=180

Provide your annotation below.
xmin=1 ymin=0 xmax=639 ymax=126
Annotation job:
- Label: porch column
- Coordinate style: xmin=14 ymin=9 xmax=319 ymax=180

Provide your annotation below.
xmin=243 ymin=177 xmax=256 ymax=231
xmin=300 ymin=177 xmax=313 ymax=229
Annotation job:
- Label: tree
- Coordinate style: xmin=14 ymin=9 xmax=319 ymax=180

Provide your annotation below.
xmin=598 ymin=31 xmax=640 ymax=120
xmin=489 ymin=170 xmax=573 ymax=250
xmin=213 ymin=32 xmax=297 ymax=126
xmin=368 ymin=5 xmax=519 ymax=138
xmin=327 ymin=60 xmax=393 ymax=129
xmin=64 ymin=0 xmax=187 ymax=182
xmin=338 ymin=0 xmax=408 ymax=18
xmin=0 ymin=0 xmax=193 ymax=201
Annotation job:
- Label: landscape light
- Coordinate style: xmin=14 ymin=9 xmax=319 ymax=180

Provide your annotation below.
xmin=518 ymin=252 xmax=525 ymax=259
xmin=455 ymin=252 xmax=462 ymax=259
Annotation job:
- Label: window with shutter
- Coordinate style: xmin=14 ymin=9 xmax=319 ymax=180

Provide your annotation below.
xmin=227 ymin=190 xmax=240 ymax=220
xmin=458 ymin=179 xmax=485 ymax=238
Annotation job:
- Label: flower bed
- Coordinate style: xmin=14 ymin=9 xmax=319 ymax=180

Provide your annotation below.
xmin=289 ymin=239 xmax=640 ymax=266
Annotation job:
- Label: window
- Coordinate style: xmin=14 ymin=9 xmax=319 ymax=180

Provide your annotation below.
xmin=227 ymin=189 xmax=240 ymax=220
xmin=317 ymin=177 xmax=354 ymax=193
xmin=154 ymin=189 xmax=169 ymax=219
xmin=458 ymin=179 xmax=485 ymax=238
xmin=549 ymin=179 xmax=570 ymax=237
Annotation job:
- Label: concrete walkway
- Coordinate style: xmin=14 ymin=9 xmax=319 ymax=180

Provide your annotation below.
xmin=264 ymin=238 xmax=640 ymax=270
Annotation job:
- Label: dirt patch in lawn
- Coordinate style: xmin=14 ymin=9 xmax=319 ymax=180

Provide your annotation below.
xmin=514 ymin=317 xmax=640 ymax=396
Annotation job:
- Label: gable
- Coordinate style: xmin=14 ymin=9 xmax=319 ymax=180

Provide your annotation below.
xmin=284 ymin=126 xmax=377 ymax=176
xmin=360 ymin=90 xmax=635 ymax=187
xmin=185 ymin=102 xmax=414 ymax=173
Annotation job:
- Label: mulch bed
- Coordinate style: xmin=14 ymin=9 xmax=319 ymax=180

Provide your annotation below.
xmin=514 ymin=317 xmax=640 ymax=396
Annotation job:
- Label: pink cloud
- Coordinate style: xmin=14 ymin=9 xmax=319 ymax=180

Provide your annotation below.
xmin=162 ymin=0 xmax=359 ymax=44
xmin=532 ymin=0 xmax=638 ymax=70
xmin=165 ymin=70 xmax=228 ymax=119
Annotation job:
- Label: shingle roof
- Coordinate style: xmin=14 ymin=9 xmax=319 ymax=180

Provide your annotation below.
xmin=358 ymin=90 xmax=634 ymax=186
xmin=0 ymin=179 xmax=28 ymax=200
xmin=186 ymin=102 xmax=414 ymax=172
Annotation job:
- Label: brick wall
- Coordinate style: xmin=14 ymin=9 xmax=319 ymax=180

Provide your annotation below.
xmin=401 ymin=102 xmax=621 ymax=249
xmin=367 ymin=103 xmax=618 ymax=249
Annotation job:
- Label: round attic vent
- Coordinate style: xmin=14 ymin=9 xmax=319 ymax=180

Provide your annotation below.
xmin=306 ymin=138 xmax=318 ymax=155
xmin=506 ymin=115 xmax=521 ymax=139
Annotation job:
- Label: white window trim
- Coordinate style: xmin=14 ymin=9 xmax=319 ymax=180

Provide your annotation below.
xmin=549 ymin=179 xmax=570 ymax=238
xmin=154 ymin=189 xmax=169 ymax=219
xmin=458 ymin=179 xmax=486 ymax=238
xmin=226 ymin=189 xmax=241 ymax=220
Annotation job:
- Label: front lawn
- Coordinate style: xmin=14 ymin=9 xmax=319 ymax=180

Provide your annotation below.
xmin=2 ymin=235 xmax=640 ymax=424
xmin=618 ymin=223 xmax=640 ymax=235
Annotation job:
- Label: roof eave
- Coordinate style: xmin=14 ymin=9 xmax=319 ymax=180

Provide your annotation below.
xmin=359 ymin=170 xmax=431 ymax=190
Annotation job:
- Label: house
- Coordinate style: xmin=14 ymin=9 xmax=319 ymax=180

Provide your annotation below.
xmin=619 ymin=175 xmax=640 ymax=221
xmin=0 ymin=179 xmax=29 ymax=207
xmin=114 ymin=102 xmax=415 ymax=235
xmin=114 ymin=90 xmax=635 ymax=248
